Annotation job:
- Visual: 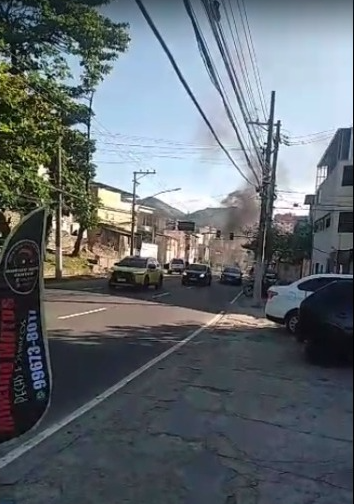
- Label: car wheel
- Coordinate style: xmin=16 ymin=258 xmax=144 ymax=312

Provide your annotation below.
xmin=143 ymin=276 xmax=150 ymax=289
xmin=168 ymin=270 xmax=172 ymax=275
xmin=155 ymin=276 xmax=163 ymax=290
xmin=285 ymin=310 xmax=299 ymax=335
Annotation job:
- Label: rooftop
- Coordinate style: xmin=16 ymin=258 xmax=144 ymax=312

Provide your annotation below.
xmin=317 ymin=127 xmax=353 ymax=171
xmin=91 ymin=181 xmax=133 ymax=198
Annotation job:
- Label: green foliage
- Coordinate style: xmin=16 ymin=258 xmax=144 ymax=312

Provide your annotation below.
xmin=242 ymin=222 xmax=312 ymax=264
xmin=0 ymin=0 xmax=130 ymax=252
xmin=0 ymin=63 xmax=60 ymax=211
xmin=0 ymin=0 xmax=130 ymax=87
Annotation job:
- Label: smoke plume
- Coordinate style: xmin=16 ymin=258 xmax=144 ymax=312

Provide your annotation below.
xmin=221 ymin=185 xmax=259 ymax=233
xmin=196 ymin=103 xmax=260 ymax=233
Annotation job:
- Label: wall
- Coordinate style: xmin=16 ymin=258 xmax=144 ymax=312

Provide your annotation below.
xmin=155 ymin=230 xmax=185 ymax=265
xmin=94 ymin=187 xmax=132 ymax=231
xmin=277 ymin=263 xmax=303 ymax=283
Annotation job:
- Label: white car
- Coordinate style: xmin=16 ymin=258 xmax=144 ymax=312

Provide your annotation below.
xmin=265 ymin=273 xmax=353 ymax=334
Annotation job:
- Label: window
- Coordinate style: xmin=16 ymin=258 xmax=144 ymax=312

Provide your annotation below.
xmin=310 ymin=280 xmax=353 ymax=310
xmin=117 ymin=257 xmax=148 ymax=268
xmin=338 ymin=212 xmax=353 ymax=233
xmin=298 ymin=277 xmax=337 ymax=292
xmin=342 ymin=165 xmax=353 ymax=187
xmin=314 ymin=215 xmax=330 ymax=233
xmin=187 ymin=264 xmax=207 ymax=272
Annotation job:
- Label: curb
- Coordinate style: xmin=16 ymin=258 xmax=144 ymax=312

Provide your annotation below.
xmin=44 ymin=273 xmax=178 ymax=286
xmin=44 ymin=275 xmax=106 ymax=285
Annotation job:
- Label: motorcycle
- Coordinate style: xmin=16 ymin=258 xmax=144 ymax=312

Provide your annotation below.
xmin=242 ymin=273 xmax=278 ymax=298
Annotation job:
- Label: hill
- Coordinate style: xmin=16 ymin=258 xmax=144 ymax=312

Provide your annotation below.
xmin=187 ymin=207 xmax=233 ymax=230
xmin=144 ymin=198 xmax=251 ymax=232
xmin=140 ymin=197 xmax=186 ymax=219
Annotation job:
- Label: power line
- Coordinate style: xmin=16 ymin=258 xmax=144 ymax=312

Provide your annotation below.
xmin=200 ymin=0 xmax=264 ymax=170
xmin=237 ymin=0 xmax=268 ymax=119
xmin=223 ymin=0 xmax=260 ymax=121
xmin=182 ymin=0 xmax=260 ymax=184
xmin=134 ymin=0 xmax=256 ymax=188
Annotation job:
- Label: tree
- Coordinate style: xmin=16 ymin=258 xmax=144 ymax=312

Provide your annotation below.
xmin=0 ymin=63 xmax=60 ymax=215
xmin=61 ymin=128 xmax=100 ymax=256
xmin=0 ymin=0 xmax=130 ymax=87
xmin=0 ymin=1 xmax=130 ymax=251
xmin=242 ymin=222 xmax=312 ymax=264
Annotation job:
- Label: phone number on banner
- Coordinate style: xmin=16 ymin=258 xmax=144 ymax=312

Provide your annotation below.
xmin=26 ymin=310 xmax=47 ymax=400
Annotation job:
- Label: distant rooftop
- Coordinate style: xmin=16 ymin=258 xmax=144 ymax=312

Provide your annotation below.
xmin=317 ymin=127 xmax=353 ymax=172
xmin=91 ymin=181 xmax=133 ymax=198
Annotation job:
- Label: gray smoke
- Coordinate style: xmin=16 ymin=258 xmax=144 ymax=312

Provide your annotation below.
xmin=196 ymin=100 xmax=260 ymax=233
xmin=221 ymin=185 xmax=259 ymax=234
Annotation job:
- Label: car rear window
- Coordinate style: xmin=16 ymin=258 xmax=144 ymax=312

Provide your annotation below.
xmin=305 ymin=280 xmax=353 ymax=311
xmin=298 ymin=277 xmax=340 ymax=292
xmin=188 ymin=264 xmax=207 ymax=272
xmin=224 ymin=267 xmax=240 ymax=273
xmin=171 ymin=259 xmax=184 ymax=264
xmin=117 ymin=257 xmax=148 ymax=268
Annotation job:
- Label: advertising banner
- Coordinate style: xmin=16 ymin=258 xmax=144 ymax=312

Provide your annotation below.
xmin=0 ymin=207 xmax=52 ymax=444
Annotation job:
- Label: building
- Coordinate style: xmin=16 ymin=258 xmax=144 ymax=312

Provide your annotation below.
xmin=274 ymin=213 xmax=298 ymax=234
xmin=306 ymin=127 xmax=353 ymax=274
xmin=89 ymin=182 xmax=154 ymax=258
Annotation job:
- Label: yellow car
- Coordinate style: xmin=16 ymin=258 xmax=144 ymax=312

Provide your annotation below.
xmin=108 ymin=256 xmax=164 ymax=290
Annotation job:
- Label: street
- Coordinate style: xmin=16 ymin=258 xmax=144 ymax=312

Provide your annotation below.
xmin=0 ymin=274 xmax=242 ymax=459
xmin=0 ymin=285 xmax=352 ymax=504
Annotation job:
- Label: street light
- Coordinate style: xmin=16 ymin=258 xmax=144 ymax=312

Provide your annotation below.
xmin=129 ymin=187 xmax=181 ymax=255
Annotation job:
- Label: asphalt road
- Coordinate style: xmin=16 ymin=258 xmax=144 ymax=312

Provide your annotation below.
xmin=0 ymin=274 xmax=242 ymax=458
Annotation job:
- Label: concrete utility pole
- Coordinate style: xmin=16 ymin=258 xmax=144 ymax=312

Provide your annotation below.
xmin=55 ymin=136 xmax=63 ymax=280
xmin=130 ymin=169 xmax=156 ymax=255
xmin=253 ymin=90 xmax=276 ymax=306
xmin=265 ymin=119 xmax=282 ymax=262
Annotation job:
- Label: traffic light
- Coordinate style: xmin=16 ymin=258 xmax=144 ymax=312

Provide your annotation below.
xmin=216 ymin=229 xmax=221 ymax=239
xmin=229 ymin=232 xmax=234 ymax=241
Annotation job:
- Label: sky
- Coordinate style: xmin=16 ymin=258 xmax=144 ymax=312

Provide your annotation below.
xmin=90 ymin=0 xmax=353 ymax=215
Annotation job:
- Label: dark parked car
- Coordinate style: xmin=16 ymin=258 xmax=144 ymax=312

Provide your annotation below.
xmin=219 ymin=266 xmax=243 ymax=286
xmin=298 ymin=278 xmax=353 ymax=363
xmin=181 ymin=263 xmax=212 ymax=286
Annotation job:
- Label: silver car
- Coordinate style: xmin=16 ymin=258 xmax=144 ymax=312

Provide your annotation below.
xmin=168 ymin=258 xmax=185 ymax=274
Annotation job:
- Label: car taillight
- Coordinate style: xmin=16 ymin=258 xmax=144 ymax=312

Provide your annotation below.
xmin=268 ymin=290 xmax=278 ymax=300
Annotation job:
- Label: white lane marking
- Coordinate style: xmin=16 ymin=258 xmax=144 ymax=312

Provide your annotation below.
xmin=152 ymin=291 xmax=171 ymax=299
xmin=187 ymin=286 xmax=194 ymax=290
xmin=0 ymin=311 xmax=224 ymax=470
xmin=229 ymin=290 xmax=244 ymax=305
xmin=58 ymin=308 xmax=107 ymax=320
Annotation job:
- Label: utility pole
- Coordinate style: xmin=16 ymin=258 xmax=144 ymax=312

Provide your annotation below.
xmin=265 ymin=119 xmax=281 ymax=262
xmin=55 ymin=136 xmax=63 ymax=280
xmin=130 ymin=169 xmax=156 ymax=255
xmin=253 ymin=90 xmax=276 ymax=306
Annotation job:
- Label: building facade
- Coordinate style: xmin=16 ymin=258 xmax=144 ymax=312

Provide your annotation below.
xmin=309 ymin=128 xmax=353 ymax=274
xmin=274 ymin=213 xmax=298 ymax=234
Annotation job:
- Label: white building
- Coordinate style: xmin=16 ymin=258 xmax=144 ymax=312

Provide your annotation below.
xmin=308 ymin=127 xmax=353 ymax=274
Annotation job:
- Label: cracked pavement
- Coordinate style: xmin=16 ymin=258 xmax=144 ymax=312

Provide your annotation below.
xmin=1 ymin=310 xmax=352 ymax=504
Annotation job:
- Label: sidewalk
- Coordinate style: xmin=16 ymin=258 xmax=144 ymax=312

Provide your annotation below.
xmin=1 ymin=302 xmax=353 ymax=504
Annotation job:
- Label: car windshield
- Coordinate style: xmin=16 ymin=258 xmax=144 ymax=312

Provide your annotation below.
xmin=223 ymin=267 xmax=240 ymax=274
xmin=117 ymin=257 xmax=148 ymax=268
xmin=171 ymin=259 xmax=184 ymax=264
xmin=188 ymin=264 xmax=207 ymax=272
